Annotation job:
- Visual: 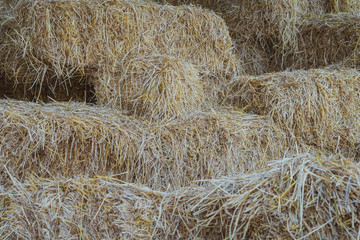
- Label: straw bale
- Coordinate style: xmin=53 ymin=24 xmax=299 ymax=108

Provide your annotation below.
xmin=94 ymin=55 xmax=205 ymax=119
xmin=0 ymin=0 xmax=240 ymax=102
xmin=226 ymin=68 xmax=360 ymax=158
xmin=218 ymin=1 xmax=278 ymax=75
xmin=2 ymin=154 xmax=359 ymax=239
xmin=278 ymin=14 xmax=360 ymax=70
xmin=0 ymin=99 xmax=293 ymax=190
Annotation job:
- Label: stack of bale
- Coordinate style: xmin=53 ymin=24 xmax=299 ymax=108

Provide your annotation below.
xmin=1 ymin=0 xmax=360 ymax=239
xmin=1 ymin=154 xmax=359 ymax=239
xmin=155 ymin=0 xmax=360 ymax=73
xmin=226 ymin=68 xmax=360 ymax=158
xmin=0 ymin=99 xmax=293 ymax=190
xmin=156 ymin=0 xmax=304 ymax=74
xmin=0 ymin=0 xmax=241 ymax=104
xmin=0 ymin=0 xmax=297 ymax=192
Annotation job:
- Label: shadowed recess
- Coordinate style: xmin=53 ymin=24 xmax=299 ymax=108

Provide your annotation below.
xmin=0 ymin=73 xmax=96 ymax=103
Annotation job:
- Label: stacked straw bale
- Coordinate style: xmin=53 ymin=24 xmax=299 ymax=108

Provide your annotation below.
xmin=172 ymin=154 xmax=360 ymax=239
xmin=0 ymin=0 xmax=240 ymax=105
xmin=213 ymin=0 xmax=305 ymax=49
xmin=1 ymin=0 xmax=360 ymax=238
xmin=226 ymin=68 xmax=360 ymax=158
xmin=156 ymin=0 xmax=304 ymax=39
xmin=204 ymin=0 xmax=282 ymax=74
xmin=2 ymin=154 xmax=359 ymax=239
xmin=0 ymin=99 xmax=293 ymax=190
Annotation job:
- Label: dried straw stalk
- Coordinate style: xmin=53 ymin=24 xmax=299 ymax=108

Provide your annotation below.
xmin=2 ymin=154 xmax=359 ymax=239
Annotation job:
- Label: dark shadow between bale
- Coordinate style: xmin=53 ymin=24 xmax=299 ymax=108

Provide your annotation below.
xmin=0 ymin=73 xmax=96 ymax=103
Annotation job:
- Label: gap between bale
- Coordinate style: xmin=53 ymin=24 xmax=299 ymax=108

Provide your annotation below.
xmin=0 ymin=99 xmax=298 ymax=190
xmin=225 ymin=68 xmax=360 ymax=159
xmin=1 ymin=154 xmax=359 ymax=239
xmin=0 ymin=73 xmax=97 ymax=103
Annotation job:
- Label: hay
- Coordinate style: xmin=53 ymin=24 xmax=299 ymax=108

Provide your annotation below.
xmin=226 ymin=68 xmax=360 ymax=159
xmin=278 ymin=13 xmax=360 ymax=70
xmin=0 ymin=0 xmax=240 ymax=104
xmin=94 ymin=55 xmax=205 ymax=119
xmin=0 ymin=99 xmax=293 ymax=190
xmin=2 ymin=154 xmax=359 ymax=239
xmin=214 ymin=0 xmax=303 ymax=50
xmin=2 ymin=0 xmax=360 ymax=238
